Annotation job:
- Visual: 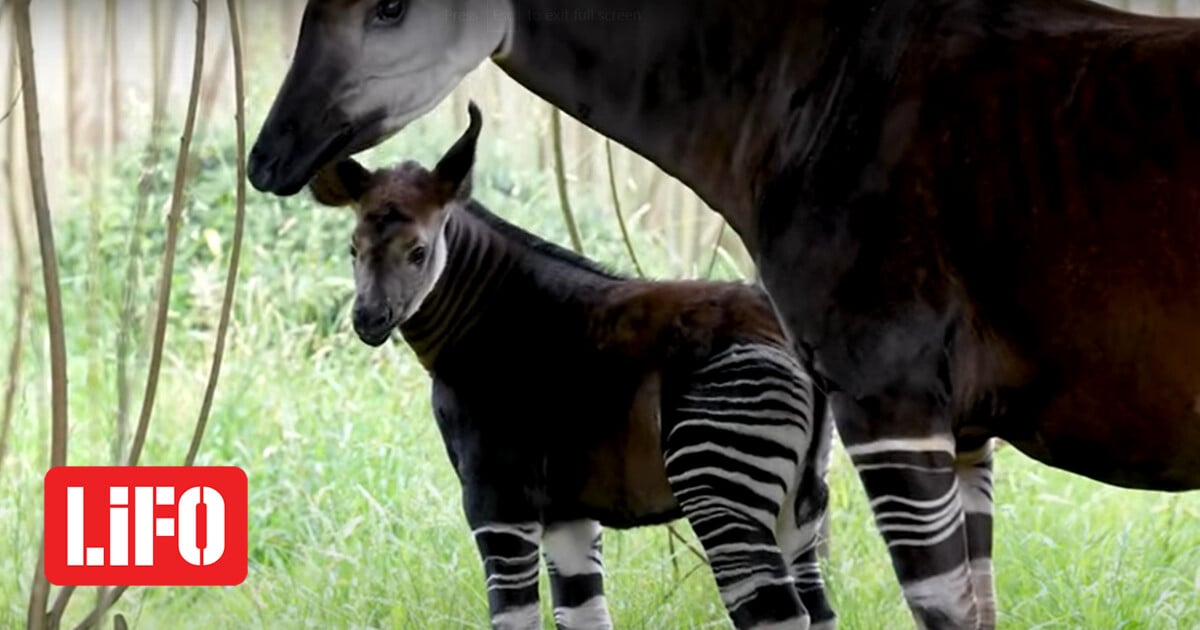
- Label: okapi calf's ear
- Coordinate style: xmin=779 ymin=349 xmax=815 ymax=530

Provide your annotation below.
xmin=433 ymin=101 xmax=483 ymax=202
xmin=308 ymin=158 xmax=373 ymax=207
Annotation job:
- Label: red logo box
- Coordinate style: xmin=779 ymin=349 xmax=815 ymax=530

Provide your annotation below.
xmin=44 ymin=466 xmax=248 ymax=586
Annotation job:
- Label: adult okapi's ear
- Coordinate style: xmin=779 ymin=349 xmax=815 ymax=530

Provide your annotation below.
xmin=308 ymin=158 xmax=372 ymax=207
xmin=432 ymin=101 xmax=482 ymax=202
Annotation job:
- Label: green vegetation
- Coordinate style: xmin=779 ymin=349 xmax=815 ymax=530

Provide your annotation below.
xmin=2 ymin=109 xmax=1198 ymax=629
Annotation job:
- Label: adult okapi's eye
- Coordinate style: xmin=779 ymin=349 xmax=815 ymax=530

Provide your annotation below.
xmin=408 ymin=246 xmax=427 ymax=266
xmin=374 ymin=0 xmax=407 ymax=24
xmin=348 ymin=243 xmax=359 ymax=259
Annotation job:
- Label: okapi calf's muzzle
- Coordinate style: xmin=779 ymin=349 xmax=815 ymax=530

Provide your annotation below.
xmin=352 ymin=300 xmax=396 ymax=347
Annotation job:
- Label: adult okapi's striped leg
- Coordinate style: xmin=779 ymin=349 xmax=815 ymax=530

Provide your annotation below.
xmin=665 ymin=343 xmax=818 ymax=630
xmin=833 ymin=393 xmax=979 ymax=630
xmin=542 ymin=520 xmax=612 ymax=630
xmin=471 ymin=522 xmax=546 ymax=630
xmin=956 ymin=437 xmax=996 ymax=630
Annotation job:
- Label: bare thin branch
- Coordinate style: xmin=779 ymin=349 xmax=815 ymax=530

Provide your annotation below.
xmin=0 ymin=25 xmax=30 ymax=486
xmin=666 ymin=524 xmax=708 ymax=564
xmin=0 ymin=76 xmax=20 ymax=125
xmin=14 ymin=0 xmax=71 ymax=627
xmin=105 ymin=0 xmax=120 ymax=148
xmin=127 ymin=0 xmax=207 ymax=486
xmin=550 ymin=106 xmax=584 ymax=254
xmin=63 ymin=1 xmax=208 ymax=626
xmin=188 ymin=0 xmax=247 ymax=466
xmin=604 ymin=139 xmax=644 ymax=278
xmin=115 ymin=0 xmax=180 ymax=470
xmin=704 ymin=223 xmax=726 ymax=279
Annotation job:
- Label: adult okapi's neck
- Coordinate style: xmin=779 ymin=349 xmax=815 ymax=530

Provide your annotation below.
xmin=398 ymin=206 xmax=516 ymax=371
xmin=494 ymin=0 xmax=843 ymax=250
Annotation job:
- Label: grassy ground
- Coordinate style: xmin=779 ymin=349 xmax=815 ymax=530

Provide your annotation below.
xmin=1 ymin=113 xmax=1198 ymax=630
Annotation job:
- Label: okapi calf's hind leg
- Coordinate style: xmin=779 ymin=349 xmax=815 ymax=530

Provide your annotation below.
xmin=778 ymin=390 xmax=838 ymax=630
xmin=833 ymin=392 xmax=980 ymax=630
xmin=470 ymin=521 xmax=546 ymax=630
xmin=542 ymin=520 xmax=612 ymax=630
xmin=665 ymin=343 xmax=822 ymax=630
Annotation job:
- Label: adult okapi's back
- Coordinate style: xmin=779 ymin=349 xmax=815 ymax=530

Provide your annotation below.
xmin=889 ymin=3 xmax=1200 ymax=489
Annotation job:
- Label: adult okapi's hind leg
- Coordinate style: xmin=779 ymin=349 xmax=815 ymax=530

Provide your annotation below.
xmin=832 ymin=392 xmax=980 ymax=630
xmin=542 ymin=519 xmax=613 ymax=630
xmin=955 ymin=438 xmax=997 ymax=630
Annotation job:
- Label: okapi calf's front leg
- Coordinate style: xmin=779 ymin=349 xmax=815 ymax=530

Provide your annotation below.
xmin=542 ymin=519 xmax=612 ymax=630
xmin=832 ymin=392 xmax=980 ymax=630
xmin=468 ymin=515 xmax=546 ymax=630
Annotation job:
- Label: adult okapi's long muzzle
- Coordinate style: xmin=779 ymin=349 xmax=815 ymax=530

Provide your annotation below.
xmin=247 ymin=66 xmax=392 ymax=197
xmin=248 ymin=0 xmax=512 ymax=197
xmin=246 ymin=7 xmax=395 ymax=197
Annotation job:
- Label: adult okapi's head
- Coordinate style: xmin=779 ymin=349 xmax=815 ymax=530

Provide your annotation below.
xmin=247 ymin=0 xmax=510 ymax=196
xmin=309 ymin=103 xmax=482 ymax=347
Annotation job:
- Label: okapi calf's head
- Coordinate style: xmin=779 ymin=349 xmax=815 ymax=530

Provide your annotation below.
xmin=309 ymin=103 xmax=483 ymax=346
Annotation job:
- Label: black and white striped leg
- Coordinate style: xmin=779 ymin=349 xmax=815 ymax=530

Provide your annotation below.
xmin=956 ymin=438 xmax=995 ymax=630
xmin=837 ymin=417 xmax=979 ymax=630
xmin=787 ymin=546 xmax=836 ymax=630
xmin=471 ymin=522 xmax=545 ymax=630
xmin=779 ymin=390 xmax=837 ymax=630
xmin=542 ymin=520 xmax=612 ymax=630
xmin=830 ymin=386 xmax=980 ymax=629
xmin=666 ymin=343 xmax=818 ymax=629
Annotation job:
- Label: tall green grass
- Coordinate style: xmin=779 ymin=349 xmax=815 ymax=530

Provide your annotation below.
xmin=1 ymin=105 xmax=1198 ymax=630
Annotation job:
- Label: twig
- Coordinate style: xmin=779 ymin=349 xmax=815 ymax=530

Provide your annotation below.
xmin=14 ymin=1 xmax=71 ymax=629
xmin=65 ymin=1 xmax=208 ymax=627
xmin=194 ymin=23 xmax=232 ymax=141
xmin=704 ymin=223 xmax=726 ymax=279
xmin=549 ymin=106 xmax=584 ymax=254
xmin=105 ymin=0 xmax=120 ymax=148
xmin=114 ymin=0 xmax=179 ymax=468
xmin=604 ymin=139 xmax=644 ymax=278
xmin=0 ymin=76 xmax=20 ymax=125
xmin=188 ymin=0 xmax=246 ymax=466
xmin=666 ymin=524 xmax=708 ymax=564
xmin=125 ymin=0 xmax=207 ymax=467
xmin=667 ymin=526 xmax=680 ymax=580
xmin=0 ymin=30 xmax=30 ymax=486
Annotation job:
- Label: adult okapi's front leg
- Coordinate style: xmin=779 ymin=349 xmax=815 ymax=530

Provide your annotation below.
xmin=832 ymin=393 xmax=979 ymax=630
xmin=955 ymin=437 xmax=996 ymax=630
xmin=542 ymin=519 xmax=612 ymax=630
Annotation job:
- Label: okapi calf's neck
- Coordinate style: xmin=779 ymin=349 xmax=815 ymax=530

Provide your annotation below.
xmin=310 ymin=104 xmax=838 ymax=630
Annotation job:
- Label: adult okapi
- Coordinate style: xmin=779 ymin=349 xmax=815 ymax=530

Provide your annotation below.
xmin=247 ymin=1 xmax=1200 ymax=628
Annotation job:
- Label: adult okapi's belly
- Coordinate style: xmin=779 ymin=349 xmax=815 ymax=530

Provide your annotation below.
xmin=986 ymin=284 xmax=1200 ymax=492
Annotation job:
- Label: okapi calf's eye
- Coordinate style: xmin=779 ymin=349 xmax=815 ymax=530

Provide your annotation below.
xmin=308 ymin=103 xmax=839 ymax=630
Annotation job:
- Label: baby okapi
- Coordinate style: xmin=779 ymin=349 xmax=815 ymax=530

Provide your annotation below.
xmin=310 ymin=104 xmax=835 ymax=630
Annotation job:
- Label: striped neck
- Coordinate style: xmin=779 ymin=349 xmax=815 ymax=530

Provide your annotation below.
xmin=397 ymin=204 xmax=517 ymax=370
